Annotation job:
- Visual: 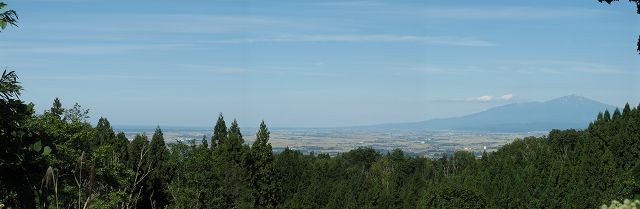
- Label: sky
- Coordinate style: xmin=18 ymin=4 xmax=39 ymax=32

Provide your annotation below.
xmin=0 ymin=0 xmax=639 ymax=128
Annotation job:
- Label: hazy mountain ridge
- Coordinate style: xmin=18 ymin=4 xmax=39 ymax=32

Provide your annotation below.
xmin=368 ymin=95 xmax=617 ymax=132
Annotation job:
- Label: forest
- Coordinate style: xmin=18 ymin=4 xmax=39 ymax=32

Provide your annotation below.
xmin=1 ymin=70 xmax=640 ymax=209
xmin=3 ymin=1 xmax=640 ymax=208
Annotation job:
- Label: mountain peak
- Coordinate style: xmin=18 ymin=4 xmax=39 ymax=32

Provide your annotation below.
xmin=546 ymin=94 xmax=594 ymax=104
xmin=371 ymin=94 xmax=617 ymax=132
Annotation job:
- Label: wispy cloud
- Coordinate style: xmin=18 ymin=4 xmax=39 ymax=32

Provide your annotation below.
xmin=0 ymin=43 xmax=188 ymax=54
xmin=180 ymin=65 xmax=250 ymax=74
xmin=23 ymin=74 xmax=162 ymax=81
xmin=509 ymin=60 xmax=628 ymax=75
xmin=31 ymin=14 xmax=323 ymax=35
xmin=413 ymin=66 xmax=501 ymax=75
xmin=466 ymin=94 xmax=514 ymax=102
xmin=413 ymin=60 xmax=627 ymax=76
xmin=202 ymin=34 xmax=493 ymax=47
xmin=418 ymin=7 xmax=609 ymax=20
xmin=178 ymin=64 xmax=343 ymax=78
xmin=306 ymin=2 xmax=609 ymax=20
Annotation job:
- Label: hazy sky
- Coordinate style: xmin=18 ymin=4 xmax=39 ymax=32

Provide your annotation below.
xmin=1 ymin=0 xmax=639 ymax=127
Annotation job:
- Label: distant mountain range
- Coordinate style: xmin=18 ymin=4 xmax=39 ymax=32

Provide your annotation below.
xmin=366 ymin=95 xmax=616 ymax=132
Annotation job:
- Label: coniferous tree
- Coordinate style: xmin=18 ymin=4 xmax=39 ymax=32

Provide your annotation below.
xmin=200 ymin=134 xmax=209 ymax=149
xmin=147 ymin=126 xmax=170 ymax=208
xmin=251 ymin=121 xmax=278 ymax=208
xmin=50 ymin=97 xmax=64 ymax=118
xmin=94 ymin=117 xmax=115 ymax=148
xmin=211 ymin=113 xmax=227 ymax=149
xmin=222 ymin=119 xmax=244 ymax=164
xmin=613 ymin=108 xmax=622 ymax=120
xmin=114 ymin=131 xmax=130 ymax=163
xmin=604 ymin=110 xmax=612 ymax=121
xmin=623 ymin=103 xmax=632 ymax=118
xmin=128 ymin=133 xmax=149 ymax=173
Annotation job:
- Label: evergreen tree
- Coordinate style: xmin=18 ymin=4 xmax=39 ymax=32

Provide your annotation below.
xmin=200 ymin=134 xmax=209 ymax=149
xmin=604 ymin=110 xmax=612 ymax=121
xmin=50 ymin=97 xmax=64 ymax=118
xmin=211 ymin=113 xmax=227 ymax=149
xmin=623 ymin=103 xmax=632 ymax=118
xmin=251 ymin=121 xmax=278 ymax=208
xmin=114 ymin=132 xmax=130 ymax=164
xmin=128 ymin=133 xmax=149 ymax=173
xmin=94 ymin=117 xmax=115 ymax=148
xmin=147 ymin=126 xmax=170 ymax=208
xmin=222 ymin=119 xmax=245 ymax=164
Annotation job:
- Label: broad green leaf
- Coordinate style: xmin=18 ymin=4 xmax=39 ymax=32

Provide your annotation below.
xmin=33 ymin=140 xmax=42 ymax=152
xmin=43 ymin=146 xmax=51 ymax=156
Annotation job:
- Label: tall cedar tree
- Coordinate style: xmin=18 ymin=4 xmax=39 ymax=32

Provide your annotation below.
xmin=222 ymin=119 xmax=245 ymax=164
xmin=211 ymin=113 xmax=227 ymax=149
xmin=251 ymin=121 xmax=278 ymax=208
xmin=94 ymin=117 xmax=115 ymax=148
xmin=114 ymin=132 xmax=130 ymax=164
xmin=128 ymin=133 xmax=149 ymax=177
xmin=147 ymin=126 xmax=170 ymax=208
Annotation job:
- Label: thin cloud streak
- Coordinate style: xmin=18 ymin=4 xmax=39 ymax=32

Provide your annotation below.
xmin=414 ymin=61 xmax=628 ymax=76
xmin=432 ymin=94 xmax=517 ymax=103
xmin=418 ymin=7 xmax=610 ymax=20
xmin=202 ymin=34 xmax=494 ymax=47
xmin=467 ymin=94 xmax=514 ymax=102
xmin=0 ymin=43 xmax=189 ymax=54
xmin=306 ymin=2 xmax=610 ymax=20
xmin=23 ymin=74 xmax=163 ymax=81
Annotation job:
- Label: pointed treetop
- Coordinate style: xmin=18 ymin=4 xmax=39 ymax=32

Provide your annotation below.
xmin=152 ymin=125 xmax=165 ymax=143
xmin=200 ymin=134 xmax=208 ymax=149
xmin=623 ymin=103 xmax=632 ymax=116
xmin=212 ymin=113 xmax=228 ymax=146
xmin=133 ymin=133 xmax=149 ymax=142
xmin=51 ymin=97 xmax=64 ymax=117
xmin=230 ymin=119 xmax=242 ymax=135
xmin=96 ymin=117 xmax=112 ymax=129
xmin=154 ymin=125 xmax=163 ymax=136
xmin=256 ymin=120 xmax=270 ymax=142
xmin=613 ymin=108 xmax=622 ymax=120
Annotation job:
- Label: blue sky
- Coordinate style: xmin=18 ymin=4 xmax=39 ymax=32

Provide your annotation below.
xmin=0 ymin=0 xmax=639 ymax=127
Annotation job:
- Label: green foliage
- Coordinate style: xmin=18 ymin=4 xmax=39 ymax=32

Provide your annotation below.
xmin=4 ymin=70 xmax=640 ymax=209
xmin=50 ymin=98 xmax=64 ymax=118
xmin=0 ymin=2 xmax=18 ymax=31
xmin=418 ymin=181 xmax=488 ymax=209
xmin=145 ymin=126 xmax=170 ymax=208
xmin=63 ymin=103 xmax=90 ymax=124
xmin=251 ymin=121 xmax=278 ymax=209
xmin=211 ymin=113 xmax=227 ymax=148
xmin=601 ymin=199 xmax=640 ymax=209
xmin=0 ymin=70 xmax=21 ymax=99
xmin=0 ymin=70 xmax=43 ymax=208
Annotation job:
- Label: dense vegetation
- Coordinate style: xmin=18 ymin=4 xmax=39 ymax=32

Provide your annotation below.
xmin=1 ymin=69 xmax=640 ymax=209
xmin=2 ymin=1 xmax=640 ymax=208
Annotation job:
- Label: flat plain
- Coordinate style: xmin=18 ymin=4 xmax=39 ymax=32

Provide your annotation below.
xmin=118 ymin=126 xmax=545 ymax=158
